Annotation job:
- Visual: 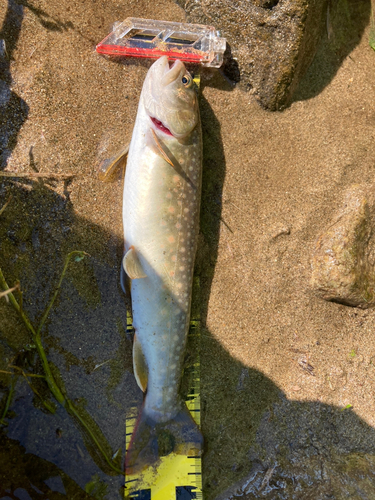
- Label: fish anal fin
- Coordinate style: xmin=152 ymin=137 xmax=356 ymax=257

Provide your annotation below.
xmin=122 ymin=246 xmax=147 ymax=280
xmin=133 ymin=333 xmax=148 ymax=392
xmin=120 ymin=251 xmax=129 ymax=295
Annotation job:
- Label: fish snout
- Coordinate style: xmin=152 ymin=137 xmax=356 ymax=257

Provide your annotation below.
xmin=161 ymin=59 xmax=185 ymax=87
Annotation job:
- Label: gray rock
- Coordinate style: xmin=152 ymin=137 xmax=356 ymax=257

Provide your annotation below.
xmin=311 ymin=185 xmax=375 ymax=308
xmin=175 ymin=0 xmax=328 ymax=109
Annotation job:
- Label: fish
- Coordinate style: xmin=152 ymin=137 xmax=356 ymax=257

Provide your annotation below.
xmin=122 ymin=56 xmax=203 ymax=473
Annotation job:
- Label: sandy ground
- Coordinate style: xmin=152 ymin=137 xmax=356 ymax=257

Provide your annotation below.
xmin=1 ymin=0 xmax=375 ymax=498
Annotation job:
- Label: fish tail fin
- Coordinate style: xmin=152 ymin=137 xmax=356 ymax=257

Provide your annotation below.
xmin=125 ymin=403 xmax=203 ymax=474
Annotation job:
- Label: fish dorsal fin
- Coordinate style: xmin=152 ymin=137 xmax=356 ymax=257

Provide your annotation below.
xmin=133 ymin=334 xmax=148 ymax=392
xmin=122 ymin=246 xmax=147 ymax=280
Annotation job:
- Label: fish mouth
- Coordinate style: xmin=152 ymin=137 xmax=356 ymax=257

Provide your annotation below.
xmin=150 ymin=116 xmax=173 ymax=136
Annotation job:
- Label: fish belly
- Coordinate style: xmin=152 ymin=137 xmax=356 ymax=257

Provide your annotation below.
xmin=123 ymin=109 xmax=202 ymax=423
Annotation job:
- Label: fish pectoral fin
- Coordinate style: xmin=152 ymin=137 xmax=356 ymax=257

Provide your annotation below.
xmin=148 ymin=127 xmax=196 ymax=190
xmin=122 ymin=247 xmax=147 ymax=280
xmin=148 ymin=128 xmax=179 ymax=169
xmin=97 ymin=140 xmax=131 ymax=182
xmin=133 ymin=334 xmax=148 ymax=392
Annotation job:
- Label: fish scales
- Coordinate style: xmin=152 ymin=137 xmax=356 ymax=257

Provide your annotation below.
xmin=125 ymin=120 xmax=202 ymax=419
xmin=123 ymin=56 xmax=203 ymax=472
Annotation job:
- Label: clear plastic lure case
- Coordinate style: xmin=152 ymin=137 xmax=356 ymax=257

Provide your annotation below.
xmin=96 ymin=17 xmax=226 ymax=68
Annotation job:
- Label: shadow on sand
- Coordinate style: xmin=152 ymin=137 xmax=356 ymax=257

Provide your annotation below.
xmin=0 ymin=0 xmax=76 ymax=170
xmin=0 ymin=0 xmax=28 ymax=169
xmin=292 ymin=0 xmax=372 ymax=105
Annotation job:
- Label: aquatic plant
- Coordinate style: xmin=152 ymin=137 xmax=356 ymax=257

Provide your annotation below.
xmin=0 ymin=251 xmax=123 ymax=476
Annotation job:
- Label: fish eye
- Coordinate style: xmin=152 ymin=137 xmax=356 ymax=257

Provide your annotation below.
xmin=182 ymin=74 xmax=192 ymax=87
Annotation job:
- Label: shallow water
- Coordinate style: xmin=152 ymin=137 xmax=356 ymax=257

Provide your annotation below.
xmin=1 ymin=0 xmax=375 ymax=499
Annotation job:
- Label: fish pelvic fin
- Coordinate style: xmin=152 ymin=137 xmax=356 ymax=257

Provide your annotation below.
xmin=123 ymin=246 xmax=147 ymax=280
xmin=125 ymin=403 xmax=203 ymax=475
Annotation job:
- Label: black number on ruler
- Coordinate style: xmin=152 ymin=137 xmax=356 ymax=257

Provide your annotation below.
xmin=129 ymin=489 xmax=151 ymax=500
xmin=176 ymin=485 xmax=197 ymax=499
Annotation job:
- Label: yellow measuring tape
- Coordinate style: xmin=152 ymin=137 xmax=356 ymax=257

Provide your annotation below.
xmin=124 ymin=277 xmax=203 ymax=500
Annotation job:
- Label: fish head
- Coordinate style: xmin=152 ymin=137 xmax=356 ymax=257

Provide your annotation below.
xmin=143 ymin=56 xmax=199 ymax=139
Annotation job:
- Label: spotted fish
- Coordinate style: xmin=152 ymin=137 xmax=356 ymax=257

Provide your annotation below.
xmin=122 ymin=56 xmax=203 ymax=473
